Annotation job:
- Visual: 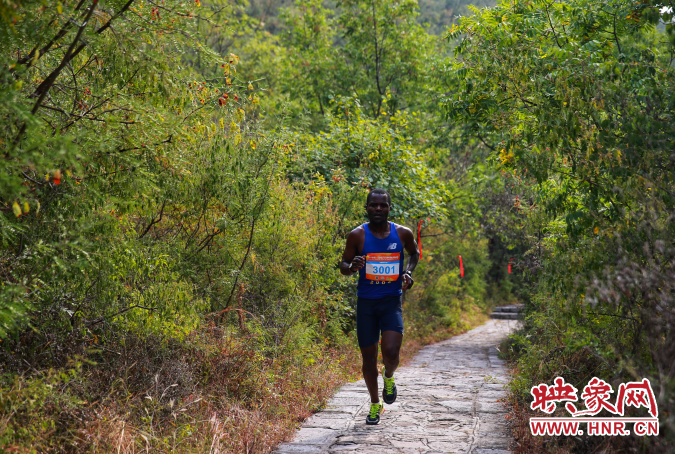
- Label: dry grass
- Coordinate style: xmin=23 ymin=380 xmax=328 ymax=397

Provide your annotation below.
xmin=85 ymin=327 xmax=361 ymax=453
xmin=0 ymin=305 xmax=488 ymax=453
xmin=0 ymin=323 xmax=362 ymax=454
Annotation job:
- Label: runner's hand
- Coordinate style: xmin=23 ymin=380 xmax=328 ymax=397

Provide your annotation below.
xmin=350 ymin=255 xmax=366 ymax=272
xmin=402 ymin=272 xmax=414 ymax=290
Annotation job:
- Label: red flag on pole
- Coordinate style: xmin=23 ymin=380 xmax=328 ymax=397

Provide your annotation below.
xmin=417 ymin=219 xmax=423 ymax=260
xmin=458 ymin=255 xmax=464 ymax=277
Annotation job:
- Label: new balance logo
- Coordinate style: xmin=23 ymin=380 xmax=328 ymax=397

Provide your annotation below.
xmin=387 ymin=243 xmax=397 ymax=250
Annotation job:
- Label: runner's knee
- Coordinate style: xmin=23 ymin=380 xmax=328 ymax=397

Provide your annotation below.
xmin=381 ymin=346 xmax=400 ymax=363
xmin=361 ymin=345 xmax=378 ymax=368
xmin=362 ymin=358 xmax=378 ymax=372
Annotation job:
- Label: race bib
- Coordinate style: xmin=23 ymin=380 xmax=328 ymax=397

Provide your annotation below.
xmin=365 ymin=253 xmax=401 ymax=281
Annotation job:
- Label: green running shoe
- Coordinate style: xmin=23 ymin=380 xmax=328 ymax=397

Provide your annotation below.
xmin=366 ymin=400 xmax=384 ymax=425
xmin=382 ymin=367 xmax=397 ymax=404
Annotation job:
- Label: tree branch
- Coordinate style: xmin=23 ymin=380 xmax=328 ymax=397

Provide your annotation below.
xmin=544 ymin=2 xmax=563 ymax=49
xmin=95 ymin=0 xmax=136 ymax=35
xmin=475 ymin=133 xmax=496 ymax=151
xmin=612 ymin=13 xmax=623 ymax=56
xmin=138 ymin=200 xmax=167 ymax=239
xmin=225 ymin=216 xmax=258 ymax=309
xmin=371 ymin=0 xmax=383 ymax=117
xmin=13 ymin=0 xmax=137 ymax=145
xmin=15 ymin=0 xmax=89 ymax=69
xmin=85 ymin=304 xmax=155 ymax=327
xmin=12 ymin=1 xmax=97 ymax=145
xmin=31 ymin=1 xmax=97 ymax=106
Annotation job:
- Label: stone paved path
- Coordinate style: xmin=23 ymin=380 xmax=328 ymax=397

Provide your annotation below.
xmin=275 ymin=319 xmax=520 ymax=454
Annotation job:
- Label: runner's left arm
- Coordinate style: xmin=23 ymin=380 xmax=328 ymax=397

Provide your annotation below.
xmin=398 ymin=227 xmax=420 ymax=290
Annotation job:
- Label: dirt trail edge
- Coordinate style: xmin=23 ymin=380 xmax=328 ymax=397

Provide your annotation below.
xmin=275 ymin=319 xmax=520 ymax=454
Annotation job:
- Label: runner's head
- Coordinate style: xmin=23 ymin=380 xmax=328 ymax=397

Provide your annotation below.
xmin=365 ymin=189 xmax=391 ymax=225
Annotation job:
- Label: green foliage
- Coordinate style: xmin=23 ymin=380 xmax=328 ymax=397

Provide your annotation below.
xmin=414 ymin=233 xmax=491 ymax=323
xmin=0 ymin=0 xmax=287 ymax=338
xmin=336 ymin=0 xmax=438 ymax=117
xmin=446 ymin=0 xmax=675 ymax=238
xmin=291 ymin=97 xmax=450 ymax=219
xmin=447 ymin=0 xmax=675 ymax=449
xmin=239 ymin=0 xmax=445 ymax=123
xmin=0 ymin=0 xmax=522 ymax=451
xmin=0 ymin=357 xmax=90 ymax=452
xmin=418 ymin=0 xmax=499 ymax=34
xmin=279 ymin=0 xmax=338 ymax=119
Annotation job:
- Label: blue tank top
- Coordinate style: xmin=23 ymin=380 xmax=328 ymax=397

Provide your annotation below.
xmin=357 ymin=222 xmax=404 ymax=299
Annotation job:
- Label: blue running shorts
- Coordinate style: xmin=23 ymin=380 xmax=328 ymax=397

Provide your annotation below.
xmin=356 ymin=294 xmax=404 ymax=348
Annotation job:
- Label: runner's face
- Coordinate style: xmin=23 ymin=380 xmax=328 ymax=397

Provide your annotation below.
xmin=366 ymin=194 xmax=390 ymax=224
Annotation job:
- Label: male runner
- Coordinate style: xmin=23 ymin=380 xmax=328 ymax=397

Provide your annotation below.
xmin=340 ymin=189 xmax=419 ymax=425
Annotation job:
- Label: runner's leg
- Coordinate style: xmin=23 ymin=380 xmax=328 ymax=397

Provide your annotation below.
xmin=356 ymin=296 xmax=382 ymax=403
xmin=360 ymin=343 xmax=380 ymax=403
xmin=381 ymin=330 xmax=403 ymax=377
xmin=378 ymin=295 xmax=403 ymax=378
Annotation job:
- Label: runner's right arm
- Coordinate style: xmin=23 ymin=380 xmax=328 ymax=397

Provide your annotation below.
xmin=340 ymin=228 xmax=366 ymax=276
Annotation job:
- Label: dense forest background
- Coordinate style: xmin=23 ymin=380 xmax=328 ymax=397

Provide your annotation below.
xmin=1 ymin=0 xmax=673 ymax=452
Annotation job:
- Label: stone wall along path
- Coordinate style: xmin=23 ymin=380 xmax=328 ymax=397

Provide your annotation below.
xmin=275 ymin=319 xmax=520 ymax=454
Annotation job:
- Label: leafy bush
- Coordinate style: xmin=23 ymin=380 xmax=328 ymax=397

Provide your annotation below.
xmin=447 ymin=0 xmax=675 ymax=450
xmin=0 ymin=1 xmax=461 ymax=451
